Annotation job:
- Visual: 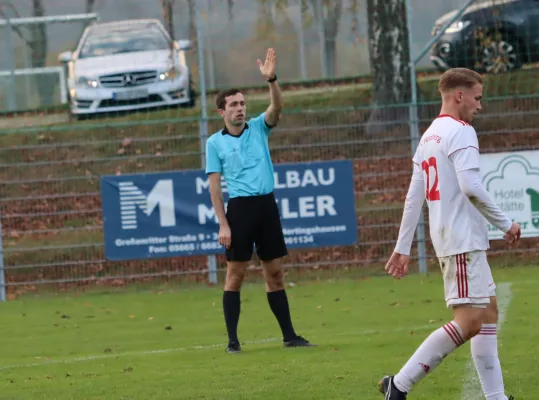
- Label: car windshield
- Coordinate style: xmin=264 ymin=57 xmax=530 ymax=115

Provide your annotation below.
xmin=78 ymin=24 xmax=170 ymax=58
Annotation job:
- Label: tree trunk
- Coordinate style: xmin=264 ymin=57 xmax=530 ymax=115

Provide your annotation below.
xmin=322 ymin=0 xmax=342 ymax=77
xmin=365 ymin=0 xmax=412 ymax=135
xmin=186 ymin=0 xmax=196 ymax=50
xmin=311 ymin=0 xmax=343 ymax=78
xmin=161 ymin=0 xmax=175 ymax=42
xmin=29 ymin=0 xmax=55 ymax=107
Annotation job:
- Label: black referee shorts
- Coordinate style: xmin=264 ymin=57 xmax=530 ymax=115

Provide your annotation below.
xmin=225 ymin=192 xmax=288 ymax=262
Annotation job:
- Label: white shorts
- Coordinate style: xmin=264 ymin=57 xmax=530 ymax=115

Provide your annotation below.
xmin=438 ymin=250 xmax=496 ymax=308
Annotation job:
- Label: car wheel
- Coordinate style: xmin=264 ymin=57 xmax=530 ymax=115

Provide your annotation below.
xmin=477 ymin=31 xmax=521 ymax=74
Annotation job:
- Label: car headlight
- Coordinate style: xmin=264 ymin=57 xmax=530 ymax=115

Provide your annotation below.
xmin=76 ymin=76 xmax=99 ymax=88
xmin=159 ymin=67 xmax=183 ymax=81
xmin=445 ymin=20 xmax=471 ymax=34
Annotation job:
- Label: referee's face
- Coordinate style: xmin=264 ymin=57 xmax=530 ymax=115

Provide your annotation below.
xmin=220 ymin=93 xmax=246 ymax=127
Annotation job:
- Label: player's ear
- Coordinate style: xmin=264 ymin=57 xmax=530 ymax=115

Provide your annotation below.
xmin=455 ymin=90 xmax=463 ymax=103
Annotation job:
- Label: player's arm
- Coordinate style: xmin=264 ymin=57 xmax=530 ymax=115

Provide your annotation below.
xmin=451 ymin=147 xmax=518 ymax=240
xmin=257 ymin=48 xmax=283 ymax=128
xmin=208 ymin=173 xmax=227 ymax=226
xmin=394 ymin=163 xmax=426 ymax=256
xmin=386 ymin=164 xmax=425 ymax=278
xmin=205 ymin=140 xmax=231 ymax=248
xmin=264 ymin=78 xmax=283 ymax=128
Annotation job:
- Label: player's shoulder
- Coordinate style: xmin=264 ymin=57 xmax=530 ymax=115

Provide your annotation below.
xmin=207 ymin=130 xmax=224 ymax=145
xmin=246 ymin=112 xmax=268 ymax=130
xmin=436 ymin=114 xmax=470 ymax=127
xmin=431 ymin=114 xmax=477 ymax=139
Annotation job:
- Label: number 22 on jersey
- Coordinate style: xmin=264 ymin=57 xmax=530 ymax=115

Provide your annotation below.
xmin=421 ymin=157 xmax=440 ymax=201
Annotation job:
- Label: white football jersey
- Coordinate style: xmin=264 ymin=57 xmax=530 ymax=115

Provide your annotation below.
xmin=412 ymin=114 xmax=489 ymax=257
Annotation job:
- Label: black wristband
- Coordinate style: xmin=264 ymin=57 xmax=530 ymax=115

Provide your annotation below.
xmin=267 ymin=74 xmax=277 ymax=83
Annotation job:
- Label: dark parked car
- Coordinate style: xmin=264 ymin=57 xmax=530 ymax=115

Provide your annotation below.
xmin=430 ymin=0 xmax=539 ymax=73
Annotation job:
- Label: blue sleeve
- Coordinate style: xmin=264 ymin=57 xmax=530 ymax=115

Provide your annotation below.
xmin=205 ymin=139 xmax=222 ymax=174
xmin=249 ymin=112 xmax=275 ymax=136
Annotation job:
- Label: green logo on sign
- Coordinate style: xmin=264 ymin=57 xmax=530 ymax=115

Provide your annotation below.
xmin=527 ymin=188 xmax=539 ymax=229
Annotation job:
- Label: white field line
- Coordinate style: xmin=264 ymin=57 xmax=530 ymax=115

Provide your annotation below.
xmin=0 ymin=323 xmax=437 ymax=372
xmin=461 ymin=283 xmax=513 ymax=400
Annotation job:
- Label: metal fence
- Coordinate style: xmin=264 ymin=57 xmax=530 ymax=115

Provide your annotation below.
xmin=1 ymin=96 xmax=538 ymax=298
xmin=1 ymin=0 xmax=539 ymax=298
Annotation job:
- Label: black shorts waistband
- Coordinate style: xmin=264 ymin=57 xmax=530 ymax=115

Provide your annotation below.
xmin=229 ymin=192 xmax=275 ymax=202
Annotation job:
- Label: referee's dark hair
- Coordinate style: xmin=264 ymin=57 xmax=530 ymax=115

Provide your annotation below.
xmin=215 ymin=88 xmax=242 ymax=110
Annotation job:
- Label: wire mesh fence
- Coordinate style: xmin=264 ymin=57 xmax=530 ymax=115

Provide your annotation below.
xmin=1 ymin=93 xmax=538 ymax=297
xmin=0 ymin=0 xmax=538 ymax=298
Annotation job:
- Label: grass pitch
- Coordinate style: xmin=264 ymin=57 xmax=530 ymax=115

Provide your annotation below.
xmin=0 ymin=265 xmax=537 ymax=400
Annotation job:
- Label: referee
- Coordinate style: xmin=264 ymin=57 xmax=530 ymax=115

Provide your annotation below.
xmin=205 ymin=48 xmax=314 ymax=353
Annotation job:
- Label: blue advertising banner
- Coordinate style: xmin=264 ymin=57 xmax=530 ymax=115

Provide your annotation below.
xmin=100 ymin=160 xmax=358 ymax=261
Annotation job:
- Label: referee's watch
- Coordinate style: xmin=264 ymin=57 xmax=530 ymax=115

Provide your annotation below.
xmin=267 ymin=74 xmax=277 ymax=83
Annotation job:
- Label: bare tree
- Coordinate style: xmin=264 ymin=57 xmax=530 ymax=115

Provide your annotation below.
xmin=0 ymin=0 xmax=55 ymax=106
xmin=161 ymin=0 xmax=175 ymax=44
xmin=365 ymin=0 xmax=414 ymax=135
xmin=311 ymin=0 xmax=343 ymax=78
xmin=248 ymin=0 xmax=346 ymax=78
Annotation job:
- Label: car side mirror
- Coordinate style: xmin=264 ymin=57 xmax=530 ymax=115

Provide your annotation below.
xmin=174 ymin=40 xmax=193 ymax=51
xmin=58 ymin=51 xmax=73 ymax=63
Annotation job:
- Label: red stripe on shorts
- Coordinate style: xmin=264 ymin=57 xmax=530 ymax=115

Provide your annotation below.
xmin=457 ymin=254 xmax=468 ymax=298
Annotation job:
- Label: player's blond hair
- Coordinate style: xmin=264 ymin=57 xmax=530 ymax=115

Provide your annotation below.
xmin=438 ymin=68 xmax=483 ymax=93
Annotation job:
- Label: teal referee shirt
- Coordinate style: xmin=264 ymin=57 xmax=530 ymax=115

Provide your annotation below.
xmin=205 ymin=112 xmax=276 ymax=198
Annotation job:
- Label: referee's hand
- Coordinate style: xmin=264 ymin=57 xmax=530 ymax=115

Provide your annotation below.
xmin=219 ymin=225 xmax=232 ymax=249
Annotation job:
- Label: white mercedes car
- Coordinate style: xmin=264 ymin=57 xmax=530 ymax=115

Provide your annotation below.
xmin=58 ymin=19 xmax=195 ymax=118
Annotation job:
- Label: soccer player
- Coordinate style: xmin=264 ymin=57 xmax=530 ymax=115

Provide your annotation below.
xmin=205 ymin=48 xmax=314 ymax=353
xmin=378 ymin=68 xmax=520 ymax=399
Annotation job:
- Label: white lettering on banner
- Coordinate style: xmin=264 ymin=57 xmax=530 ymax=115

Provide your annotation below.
xmin=149 ymin=246 xmax=168 ymax=253
xmin=195 ymin=168 xmax=335 ymax=194
xmin=195 ymin=176 xmax=228 ymax=195
xmin=145 ymin=180 xmax=176 ymax=227
xmin=277 ymin=196 xmax=337 ymax=219
xmin=169 ymin=234 xmax=198 ymax=243
xmin=274 ymin=168 xmax=335 ymax=189
xmin=198 ymin=204 xmax=217 ymax=225
xmin=195 ymin=196 xmax=337 ymax=224
xmin=118 ymin=179 xmax=175 ymax=230
xmin=115 ymin=237 xmax=168 ymax=247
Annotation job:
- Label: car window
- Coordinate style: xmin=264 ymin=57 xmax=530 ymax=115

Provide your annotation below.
xmin=78 ymin=25 xmax=170 ymax=58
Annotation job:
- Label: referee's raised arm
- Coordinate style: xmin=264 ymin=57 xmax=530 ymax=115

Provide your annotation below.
xmin=204 ymin=48 xmax=315 ymax=354
xmin=257 ymin=48 xmax=284 ymax=127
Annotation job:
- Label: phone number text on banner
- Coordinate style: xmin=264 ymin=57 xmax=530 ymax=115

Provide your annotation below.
xmin=100 ymin=160 xmax=358 ymax=261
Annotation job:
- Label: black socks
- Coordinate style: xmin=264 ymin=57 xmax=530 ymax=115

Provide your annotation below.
xmin=223 ymin=289 xmax=297 ymax=343
xmin=267 ymin=289 xmax=297 ymax=342
xmin=223 ymin=291 xmax=241 ymax=343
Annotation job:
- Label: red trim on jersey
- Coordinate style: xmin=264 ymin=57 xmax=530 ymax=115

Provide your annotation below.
xmin=448 ymin=146 xmax=480 ymax=158
xmin=437 ymin=114 xmax=469 ymax=126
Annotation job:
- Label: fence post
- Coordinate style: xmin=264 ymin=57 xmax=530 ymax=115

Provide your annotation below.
xmin=196 ymin=0 xmax=218 ymax=285
xmin=405 ymin=0 xmax=428 ymax=274
xmin=0 ymin=216 xmax=6 ymax=301
xmin=297 ymin=6 xmax=307 ymax=80
xmin=6 ymin=16 xmax=17 ymax=112
xmin=316 ymin=0 xmax=328 ymax=79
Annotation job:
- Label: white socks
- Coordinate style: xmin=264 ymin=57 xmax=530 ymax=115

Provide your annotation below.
xmin=394 ymin=321 xmax=465 ymax=393
xmin=471 ymin=324 xmax=508 ymax=400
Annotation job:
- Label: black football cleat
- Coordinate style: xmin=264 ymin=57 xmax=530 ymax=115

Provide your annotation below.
xmin=283 ymin=335 xmax=317 ymax=348
xmin=508 ymin=396 xmax=514 ymax=400
xmin=378 ymin=376 xmax=407 ymax=399
xmin=226 ymin=341 xmax=241 ymax=354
